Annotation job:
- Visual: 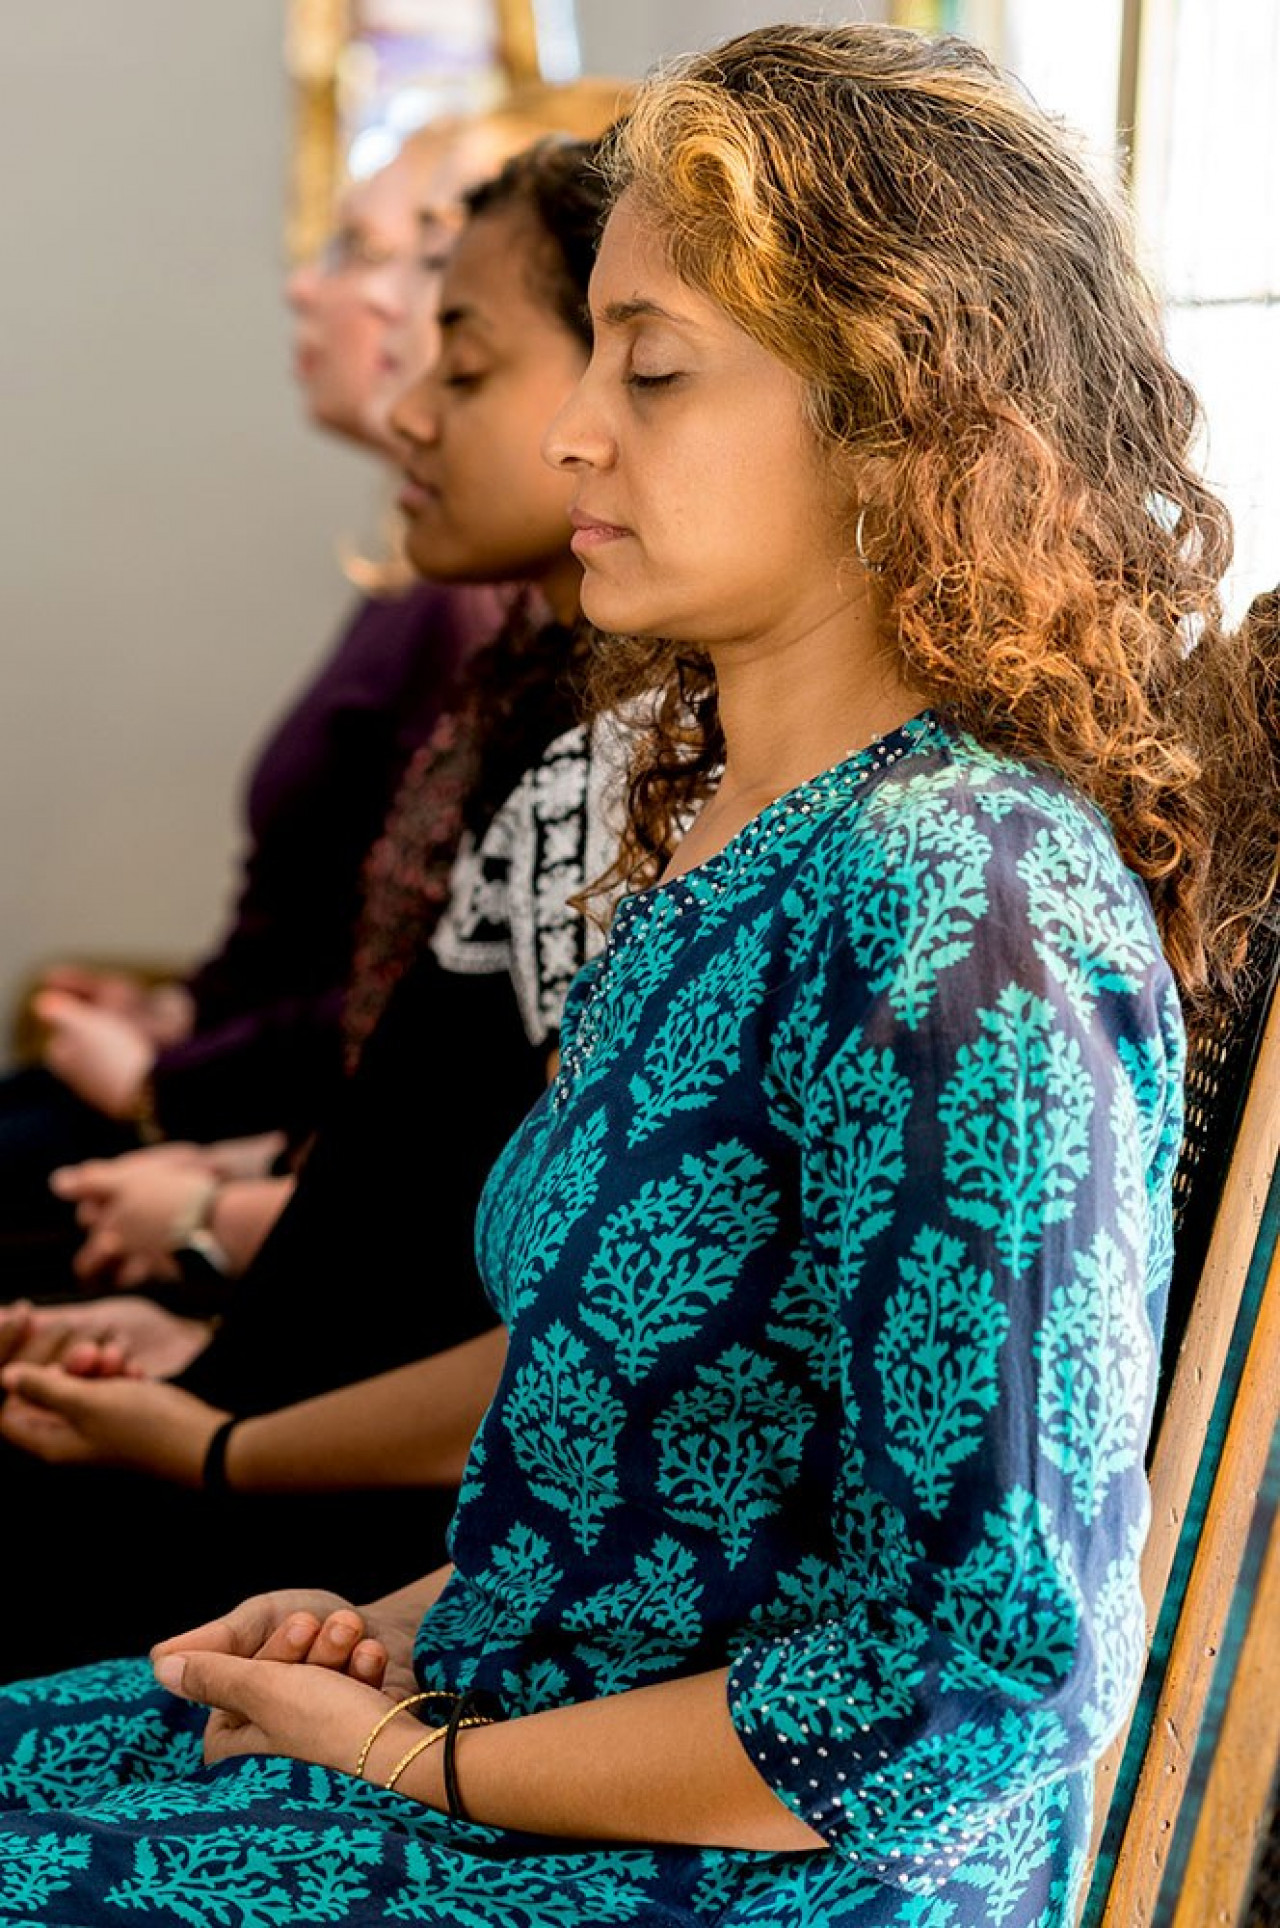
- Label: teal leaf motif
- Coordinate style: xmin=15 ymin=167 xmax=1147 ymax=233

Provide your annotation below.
xmin=1080 ymin=1523 xmax=1146 ymax=1745
xmin=1018 ymin=829 xmax=1156 ymax=1025
xmin=803 ymin=1036 xmax=914 ymax=1283
xmin=1035 ymin=1229 xmax=1154 ymax=1524
xmin=764 ymin=1255 xmax=843 ymax=1391
xmin=85 ymin=1758 xmax=289 ymax=1824
xmin=844 ymin=796 xmax=991 ymax=1029
xmin=739 ymin=1602 xmax=928 ymax=1743
xmin=0 ymin=1654 xmax=156 ymax=1707
xmin=564 ymin=1536 xmax=704 ymax=1694
xmin=498 ymin=1658 xmax=570 ymax=1717
xmin=950 ymin=1778 xmax=1069 ymax=1923
xmin=387 ymin=1840 xmax=661 ymax=1926
xmin=626 ymin=909 xmax=776 ymax=1144
xmin=504 ymin=1324 xmax=626 ymax=1551
xmin=876 ymin=1226 xmax=1010 ymax=1518
xmin=892 ymin=1897 xmax=959 ymax=1926
xmin=834 ymin=1471 xmax=923 ymax=1605
xmin=837 ymin=1708 xmax=1066 ymax=1861
xmin=720 ymin=1850 xmax=883 ymax=1923
xmin=1116 ymin=1029 xmax=1167 ymax=1151
xmin=760 ymin=951 xmax=831 ymax=1141
xmin=746 ymin=1553 xmax=859 ymax=1637
xmin=935 ymin=1487 xmax=1083 ymax=1700
xmin=580 ymin=1140 xmax=778 ymax=1383
xmin=939 ymin=986 xmax=1093 ymax=1275
xmin=1109 ymin=1080 xmax=1149 ymax=1260
xmin=105 ymin=1824 xmax=382 ymax=1928
xmin=0 ymin=1704 xmax=187 ymax=1806
xmin=0 ymin=1830 xmax=91 ymax=1912
xmin=654 ymin=1347 xmax=813 ymax=1567
xmin=442 ymin=1523 xmax=562 ymax=1647
xmin=481 ymin=1106 xmax=610 ymax=1323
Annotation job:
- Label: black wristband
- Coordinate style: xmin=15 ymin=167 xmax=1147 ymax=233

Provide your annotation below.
xmin=202 ymin=1416 xmax=239 ymax=1495
xmin=444 ymin=1688 xmax=504 ymax=1823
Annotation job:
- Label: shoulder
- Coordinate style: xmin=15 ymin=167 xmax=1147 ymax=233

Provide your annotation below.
xmin=790 ymin=719 xmax=1177 ymax=1060
xmin=815 ymin=721 xmax=1155 ymax=937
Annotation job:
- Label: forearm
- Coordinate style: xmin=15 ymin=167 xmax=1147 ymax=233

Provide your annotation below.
xmin=224 ymin=1327 xmax=506 ymax=1492
xmin=381 ymin=1666 xmax=822 ymax=1852
xmin=208 ymin=1178 xmax=293 ymax=1272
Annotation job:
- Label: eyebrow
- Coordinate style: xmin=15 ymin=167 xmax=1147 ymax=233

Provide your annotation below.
xmin=599 ymin=297 xmax=695 ymax=329
xmin=438 ymin=304 xmax=491 ymax=335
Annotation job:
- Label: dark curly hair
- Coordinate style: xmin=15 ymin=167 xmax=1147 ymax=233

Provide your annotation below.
xmin=582 ymin=24 xmax=1280 ymax=1005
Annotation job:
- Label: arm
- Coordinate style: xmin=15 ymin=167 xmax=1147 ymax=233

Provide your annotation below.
xmin=53 ymin=1161 xmax=290 ymax=1287
xmin=717 ymin=777 xmax=1186 ymax=1889
xmin=161 ymin=1650 xmax=821 ymax=1851
xmin=0 ymin=1326 xmax=506 ymax=1490
xmin=205 ymin=1176 xmax=294 ymax=1273
xmin=221 ymin=1327 xmax=506 ymax=1490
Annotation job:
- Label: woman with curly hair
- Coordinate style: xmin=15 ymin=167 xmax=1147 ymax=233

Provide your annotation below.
xmin=0 ymin=23 xmax=1275 ymax=1928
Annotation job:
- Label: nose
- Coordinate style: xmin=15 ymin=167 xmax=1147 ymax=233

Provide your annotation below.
xmin=285 ymin=259 xmax=320 ymax=313
xmin=542 ymin=358 xmax=614 ymax=473
xmin=389 ymin=367 xmax=440 ymax=451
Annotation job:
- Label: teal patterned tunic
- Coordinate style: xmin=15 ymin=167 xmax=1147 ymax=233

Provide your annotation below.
xmin=0 ymin=714 xmax=1183 ymax=1927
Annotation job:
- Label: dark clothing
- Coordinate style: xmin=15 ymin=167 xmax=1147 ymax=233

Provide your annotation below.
xmin=153 ymin=580 xmax=501 ymax=1140
xmin=0 ymin=580 xmax=499 ymax=1229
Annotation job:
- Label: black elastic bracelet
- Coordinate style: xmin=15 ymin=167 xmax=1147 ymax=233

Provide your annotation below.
xmin=444 ymin=1689 xmax=504 ymax=1823
xmin=202 ymin=1416 xmax=239 ymax=1495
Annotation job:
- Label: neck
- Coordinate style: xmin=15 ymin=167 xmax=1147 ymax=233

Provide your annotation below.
xmin=707 ymin=585 xmax=921 ymax=806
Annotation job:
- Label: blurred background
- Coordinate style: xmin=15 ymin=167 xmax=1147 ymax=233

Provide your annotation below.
xmin=1 ymin=0 xmax=1276 ymax=1047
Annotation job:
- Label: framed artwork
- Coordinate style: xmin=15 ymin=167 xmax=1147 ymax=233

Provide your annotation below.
xmin=284 ymin=0 xmax=581 ymax=261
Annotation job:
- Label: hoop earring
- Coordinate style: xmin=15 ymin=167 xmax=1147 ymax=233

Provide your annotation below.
xmin=854 ymin=505 xmax=885 ymax=576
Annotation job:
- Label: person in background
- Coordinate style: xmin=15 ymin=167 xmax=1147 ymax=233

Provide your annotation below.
xmin=0 ymin=84 xmax=627 ymax=1272
xmin=0 ymin=133 xmax=625 ymax=1680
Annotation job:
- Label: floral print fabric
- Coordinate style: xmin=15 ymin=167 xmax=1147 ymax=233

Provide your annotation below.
xmin=0 ymin=715 xmax=1182 ymax=1926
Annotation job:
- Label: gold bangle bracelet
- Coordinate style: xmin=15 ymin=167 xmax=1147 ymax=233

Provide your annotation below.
xmin=355 ymin=1692 xmax=450 ymax=1780
xmin=383 ymin=1724 xmax=449 ymax=1793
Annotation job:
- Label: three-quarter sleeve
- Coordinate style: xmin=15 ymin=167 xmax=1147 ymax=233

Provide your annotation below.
xmin=726 ymin=766 xmax=1184 ymax=1897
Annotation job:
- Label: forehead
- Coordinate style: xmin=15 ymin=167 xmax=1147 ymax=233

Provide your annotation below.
xmin=439 ymin=205 xmax=551 ymax=329
xmin=341 ymin=157 xmax=417 ymax=232
xmin=590 ymin=196 xmax=684 ymax=306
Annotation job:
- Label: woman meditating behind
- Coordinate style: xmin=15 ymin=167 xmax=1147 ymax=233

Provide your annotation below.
xmin=0 ymin=24 xmax=1276 ymax=1928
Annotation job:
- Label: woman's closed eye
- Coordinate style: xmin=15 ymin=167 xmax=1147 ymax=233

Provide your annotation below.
xmin=625 ymin=368 xmax=681 ymax=392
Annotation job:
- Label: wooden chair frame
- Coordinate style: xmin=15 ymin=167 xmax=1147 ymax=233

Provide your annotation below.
xmin=1080 ymin=987 xmax=1280 ymax=1923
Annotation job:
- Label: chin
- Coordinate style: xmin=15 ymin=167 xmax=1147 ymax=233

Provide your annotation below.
xmin=580 ymin=575 xmax=655 ymax=637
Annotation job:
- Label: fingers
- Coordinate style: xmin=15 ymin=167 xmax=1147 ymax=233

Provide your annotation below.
xmin=0 ymin=1361 xmax=83 ymax=1417
xmin=73 ymin=1228 xmax=124 ymax=1282
xmin=49 ymin=1161 xmax=116 ymax=1201
xmin=153 ymin=1648 xmax=258 ymax=1713
xmin=0 ymin=1305 xmax=34 ymax=1369
xmin=349 ymin=1640 xmax=389 ymax=1687
xmin=0 ymin=1392 xmax=82 ymax=1463
xmin=152 ymin=1596 xmax=278 ymax=1664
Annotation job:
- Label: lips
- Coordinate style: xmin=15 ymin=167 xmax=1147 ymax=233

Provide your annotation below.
xmin=397 ymin=470 xmax=439 ymax=517
xmin=568 ymin=506 xmax=631 ymax=552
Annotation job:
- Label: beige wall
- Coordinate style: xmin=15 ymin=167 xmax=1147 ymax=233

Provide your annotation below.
xmin=579 ymin=0 xmax=887 ymax=77
xmin=0 ymin=0 xmax=378 ymax=1048
xmin=0 ymin=0 xmax=887 ymax=1059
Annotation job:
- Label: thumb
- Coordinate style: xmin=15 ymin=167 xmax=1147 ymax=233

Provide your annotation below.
xmin=0 ymin=1361 xmax=87 ymax=1416
xmin=153 ymin=1648 xmax=261 ymax=1715
xmin=31 ymin=988 xmax=83 ymax=1028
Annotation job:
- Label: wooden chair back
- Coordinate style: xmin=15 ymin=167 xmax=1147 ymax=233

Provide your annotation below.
xmin=1080 ymin=926 xmax=1280 ymax=1924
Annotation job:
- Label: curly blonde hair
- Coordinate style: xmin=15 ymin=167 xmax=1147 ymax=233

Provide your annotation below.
xmin=586 ymin=23 xmax=1280 ymax=1003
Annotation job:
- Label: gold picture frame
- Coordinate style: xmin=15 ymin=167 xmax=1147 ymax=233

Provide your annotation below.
xmin=285 ymin=0 xmax=560 ymax=263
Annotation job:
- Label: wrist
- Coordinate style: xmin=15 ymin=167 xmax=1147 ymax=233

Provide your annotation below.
xmin=128 ymin=1069 xmax=164 ymax=1140
xmin=171 ymin=1176 xmax=232 ymax=1274
xmin=199 ymin=1412 xmax=239 ymax=1494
